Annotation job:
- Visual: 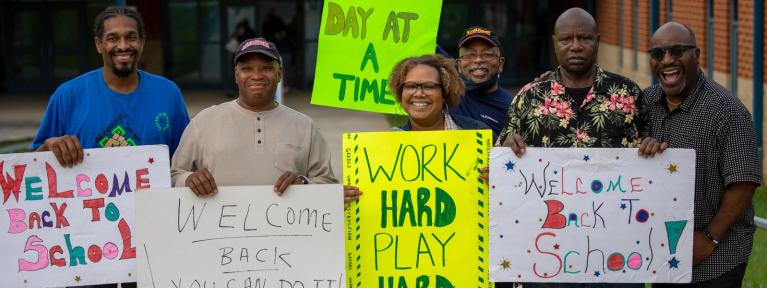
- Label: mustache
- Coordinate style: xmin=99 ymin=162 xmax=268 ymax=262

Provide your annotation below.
xmin=109 ymin=48 xmax=138 ymax=56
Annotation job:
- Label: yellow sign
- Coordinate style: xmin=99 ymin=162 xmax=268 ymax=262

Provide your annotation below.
xmin=311 ymin=0 xmax=443 ymax=114
xmin=343 ymin=130 xmax=492 ymax=288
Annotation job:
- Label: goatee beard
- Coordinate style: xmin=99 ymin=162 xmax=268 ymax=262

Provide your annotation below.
xmin=112 ymin=66 xmax=135 ymax=78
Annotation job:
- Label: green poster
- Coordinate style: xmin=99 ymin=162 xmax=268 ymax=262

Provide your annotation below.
xmin=311 ymin=0 xmax=443 ymax=114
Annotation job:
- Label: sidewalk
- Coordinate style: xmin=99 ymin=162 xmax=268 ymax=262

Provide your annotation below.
xmin=0 ymin=89 xmax=391 ymax=174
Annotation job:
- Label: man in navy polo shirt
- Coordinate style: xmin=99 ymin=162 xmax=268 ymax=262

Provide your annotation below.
xmin=451 ymin=26 xmax=513 ymax=137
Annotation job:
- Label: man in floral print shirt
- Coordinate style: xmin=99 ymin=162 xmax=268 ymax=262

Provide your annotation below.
xmin=499 ymin=8 xmax=664 ymax=158
xmin=495 ymin=7 xmax=663 ymax=288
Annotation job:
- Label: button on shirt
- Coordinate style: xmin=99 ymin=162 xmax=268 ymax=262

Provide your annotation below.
xmin=644 ymin=71 xmax=761 ymax=282
xmin=171 ymin=101 xmax=337 ymax=187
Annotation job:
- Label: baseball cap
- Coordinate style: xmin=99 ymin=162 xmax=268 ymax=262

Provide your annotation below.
xmin=458 ymin=26 xmax=501 ymax=48
xmin=233 ymin=37 xmax=282 ymax=64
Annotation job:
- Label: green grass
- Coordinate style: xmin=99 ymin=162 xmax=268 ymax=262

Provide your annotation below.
xmin=744 ymin=186 xmax=766 ymax=288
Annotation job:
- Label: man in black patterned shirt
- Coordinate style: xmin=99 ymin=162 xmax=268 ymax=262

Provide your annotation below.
xmin=646 ymin=22 xmax=760 ymax=288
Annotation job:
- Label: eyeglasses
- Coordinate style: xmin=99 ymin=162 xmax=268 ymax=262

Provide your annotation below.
xmin=402 ymin=82 xmax=442 ymax=95
xmin=648 ymin=45 xmax=696 ymax=61
xmin=458 ymin=51 xmax=500 ymax=61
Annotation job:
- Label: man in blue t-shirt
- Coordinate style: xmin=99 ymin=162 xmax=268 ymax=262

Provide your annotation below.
xmin=450 ymin=26 xmax=513 ymax=136
xmin=32 ymin=7 xmax=189 ymax=169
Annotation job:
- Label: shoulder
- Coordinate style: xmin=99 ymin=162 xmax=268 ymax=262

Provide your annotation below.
xmin=278 ymin=104 xmax=315 ymax=125
xmin=191 ymin=101 xmax=232 ymax=122
xmin=52 ymin=69 xmax=102 ymax=97
xmin=701 ymin=79 xmax=752 ymax=120
xmin=600 ymin=68 xmax=643 ymax=91
xmin=139 ymin=70 xmax=183 ymax=94
xmin=452 ymin=112 xmax=491 ymax=130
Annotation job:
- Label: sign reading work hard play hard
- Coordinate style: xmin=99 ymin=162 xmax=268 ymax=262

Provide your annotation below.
xmin=311 ymin=0 xmax=443 ymax=114
xmin=489 ymin=148 xmax=695 ymax=283
xmin=343 ymin=130 xmax=493 ymax=288
xmin=0 ymin=145 xmax=170 ymax=287
xmin=136 ymin=185 xmax=345 ymax=288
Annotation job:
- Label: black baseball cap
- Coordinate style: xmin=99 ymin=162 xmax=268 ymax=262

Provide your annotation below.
xmin=233 ymin=37 xmax=282 ymax=64
xmin=458 ymin=26 xmax=501 ymax=48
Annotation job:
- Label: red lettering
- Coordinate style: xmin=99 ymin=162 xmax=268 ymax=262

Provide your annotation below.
xmin=28 ymin=212 xmax=41 ymax=229
xmin=560 ymin=168 xmax=573 ymax=195
xmin=575 ymin=178 xmax=587 ymax=194
xmin=580 ymin=213 xmax=591 ymax=227
xmin=46 ymin=162 xmax=73 ymax=198
xmin=49 ymin=245 xmax=66 ymax=267
xmin=135 ymin=168 xmax=150 ymax=190
xmin=533 ymin=232 xmax=562 ymax=278
xmin=95 ymin=174 xmax=109 ymax=194
xmin=87 ymin=245 xmax=103 ymax=263
xmin=118 ymin=219 xmax=136 ymax=259
xmin=542 ymin=200 xmax=566 ymax=229
xmin=82 ymin=198 xmax=105 ymax=221
xmin=0 ymin=161 xmax=26 ymax=204
xmin=630 ymin=177 xmax=644 ymax=192
xmin=50 ymin=203 xmax=69 ymax=228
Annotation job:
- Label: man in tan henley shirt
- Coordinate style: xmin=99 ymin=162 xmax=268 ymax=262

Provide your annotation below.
xmin=171 ymin=38 xmax=341 ymax=197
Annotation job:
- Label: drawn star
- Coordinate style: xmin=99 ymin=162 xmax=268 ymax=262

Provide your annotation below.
xmin=553 ymin=244 xmax=560 ymax=250
xmin=148 ymin=157 xmax=155 ymax=164
xmin=501 ymin=259 xmax=511 ymax=269
xmin=583 ymin=155 xmax=590 ymax=161
xmin=74 ymin=276 xmax=81 ymax=282
xmin=594 ymin=271 xmax=601 ymax=277
xmin=668 ymin=257 xmax=680 ymax=268
xmin=667 ymin=163 xmax=678 ymax=174
xmin=620 ymin=203 xmax=627 ymax=210
xmin=505 ymin=161 xmax=516 ymax=171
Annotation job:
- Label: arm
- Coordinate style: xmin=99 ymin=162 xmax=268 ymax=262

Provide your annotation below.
xmin=305 ymin=123 xmax=337 ymax=184
xmin=171 ymin=121 xmax=217 ymax=197
xmin=694 ymin=108 xmax=761 ymax=263
xmin=497 ymin=87 xmax=527 ymax=156
xmin=272 ymin=123 xmax=337 ymax=195
xmin=32 ymin=87 xmax=84 ymax=167
xmin=693 ymin=182 xmax=756 ymax=264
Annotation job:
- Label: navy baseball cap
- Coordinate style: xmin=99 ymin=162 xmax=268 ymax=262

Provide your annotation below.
xmin=233 ymin=37 xmax=282 ymax=64
xmin=458 ymin=26 xmax=501 ymax=48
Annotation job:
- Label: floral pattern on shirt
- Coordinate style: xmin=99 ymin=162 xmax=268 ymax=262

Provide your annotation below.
xmin=498 ymin=66 xmax=649 ymax=148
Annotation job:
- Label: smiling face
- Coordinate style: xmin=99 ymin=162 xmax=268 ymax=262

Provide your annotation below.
xmin=95 ymin=15 xmax=144 ymax=78
xmin=401 ymin=64 xmax=445 ymax=127
xmin=649 ymin=23 xmax=700 ymax=98
xmin=235 ymin=53 xmax=282 ymax=111
xmin=458 ymin=39 xmax=505 ymax=84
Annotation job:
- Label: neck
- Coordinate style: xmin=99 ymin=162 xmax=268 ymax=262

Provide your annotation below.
xmin=410 ymin=115 xmax=445 ymax=131
xmin=484 ymin=83 xmax=498 ymax=93
xmin=103 ymin=68 xmax=139 ymax=94
xmin=237 ymin=98 xmax=278 ymax=112
xmin=559 ymin=66 xmax=596 ymax=88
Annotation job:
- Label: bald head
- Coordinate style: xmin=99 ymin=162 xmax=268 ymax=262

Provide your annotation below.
xmin=554 ymin=8 xmax=597 ymax=35
xmin=651 ymin=22 xmax=697 ymax=47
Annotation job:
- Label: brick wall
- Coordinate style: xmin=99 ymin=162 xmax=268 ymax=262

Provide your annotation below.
xmin=596 ymin=0 xmax=766 ymax=81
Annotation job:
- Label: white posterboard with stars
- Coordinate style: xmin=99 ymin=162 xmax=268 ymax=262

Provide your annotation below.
xmin=0 ymin=145 xmax=170 ymax=287
xmin=489 ymin=147 xmax=695 ymax=283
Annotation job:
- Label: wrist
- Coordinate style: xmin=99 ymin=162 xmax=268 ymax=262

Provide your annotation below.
xmin=704 ymin=228 xmax=720 ymax=246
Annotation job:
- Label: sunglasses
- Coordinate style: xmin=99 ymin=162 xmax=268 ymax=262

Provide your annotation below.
xmin=648 ymin=45 xmax=696 ymax=61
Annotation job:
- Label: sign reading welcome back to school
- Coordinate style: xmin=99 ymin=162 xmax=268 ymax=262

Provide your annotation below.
xmin=343 ymin=130 xmax=492 ymax=288
xmin=136 ymin=185 xmax=345 ymax=288
xmin=0 ymin=146 xmax=170 ymax=287
xmin=489 ymin=148 xmax=695 ymax=283
xmin=311 ymin=0 xmax=443 ymax=114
